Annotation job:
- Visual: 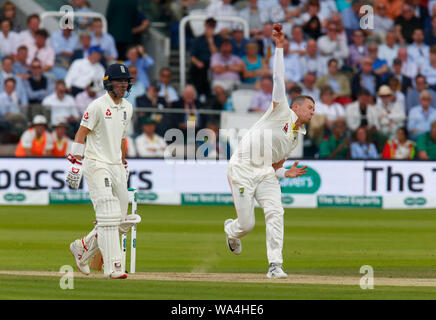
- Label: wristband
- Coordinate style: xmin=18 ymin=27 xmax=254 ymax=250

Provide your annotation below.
xmin=71 ymin=142 xmax=85 ymax=157
xmin=275 ymin=167 xmax=286 ymax=178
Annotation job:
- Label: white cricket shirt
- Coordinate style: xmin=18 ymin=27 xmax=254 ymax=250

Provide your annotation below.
xmin=230 ymin=97 xmax=306 ymax=168
xmin=80 ymin=92 xmax=133 ymax=165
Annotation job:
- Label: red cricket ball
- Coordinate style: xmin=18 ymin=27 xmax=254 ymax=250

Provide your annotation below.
xmin=273 ymin=24 xmax=282 ymax=32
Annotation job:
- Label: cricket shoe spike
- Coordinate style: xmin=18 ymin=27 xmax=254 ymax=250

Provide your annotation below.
xmin=224 ymin=219 xmax=241 ymax=255
xmin=69 ymin=242 xmax=90 ymax=275
xmin=266 ymin=263 xmax=288 ymax=279
xmin=109 ymin=261 xmax=127 ymax=279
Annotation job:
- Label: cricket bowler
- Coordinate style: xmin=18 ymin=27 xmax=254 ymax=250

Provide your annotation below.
xmin=224 ymin=24 xmax=315 ymax=278
xmin=67 ymin=63 xmax=140 ymax=279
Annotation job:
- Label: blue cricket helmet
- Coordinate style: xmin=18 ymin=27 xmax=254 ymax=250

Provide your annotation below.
xmin=103 ymin=63 xmax=133 ymax=97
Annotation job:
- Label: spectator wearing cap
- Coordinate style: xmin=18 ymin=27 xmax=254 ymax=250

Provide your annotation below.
xmin=135 ymin=117 xmax=167 ymax=158
xmin=0 ymin=18 xmax=20 ymax=57
xmin=15 ymin=114 xmax=53 ymax=157
xmin=51 ymin=121 xmax=72 ymax=157
xmin=206 ymin=0 xmax=238 ymax=36
xmin=24 ymin=58 xmax=54 ymax=104
xmin=75 ymin=79 xmax=103 ymax=116
xmin=408 ymin=90 xmax=436 ymax=140
xmin=123 ymin=44 xmax=154 ymax=89
xmin=42 ymin=80 xmax=79 ymax=125
xmin=70 ymin=30 xmax=92 ymax=63
xmin=158 ymin=67 xmax=179 ymax=107
xmin=299 ymin=39 xmax=327 ymax=77
xmin=90 ymin=18 xmax=118 ymax=63
xmin=13 ymin=45 xmax=29 ymax=81
xmin=230 ymin=25 xmax=249 ymax=58
xmin=26 ymin=29 xmax=55 ymax=73
xmin=249 ymin=76 xmax=273 ymax=112
xmin=406 ymin=74 xmax=436 ymax=114
xmin=378 ymin=31 xmax=399 ymax=67
xmin=0 ymin=55 xmax=28 ymax=107
xmin=125 ymin=65 xmax=145 ymax=109
xmin=241 ymin=41 xmax=269 ymax=85
xmin=416 ymin=120 xmax=436 ymax=159
xmin=65 ymin=46 xmax=105 ymax=96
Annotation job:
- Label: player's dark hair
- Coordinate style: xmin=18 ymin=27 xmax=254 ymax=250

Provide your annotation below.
xmin=291 ymin=95 xmax=315 ymax=108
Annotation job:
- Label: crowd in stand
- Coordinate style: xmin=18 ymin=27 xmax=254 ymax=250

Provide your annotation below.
xmin=1 ymin=0 xmax=436 ymax=160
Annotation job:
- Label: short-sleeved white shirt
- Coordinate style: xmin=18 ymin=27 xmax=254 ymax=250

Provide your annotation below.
xmin=80 ymin=93 xmax=133 ymax=165
xmin=230 ymin=96 xmax=306 ymax=168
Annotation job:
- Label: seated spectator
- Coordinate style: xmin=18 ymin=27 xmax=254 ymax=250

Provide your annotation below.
xmin=373 ymin=85 xmax=406 ymax=140
xmin=238 ymin=0 xmax=266 ymax=38
xmin=303 ymin=14 xmax=322 ymax=40
xmin=407 ymin=29 xmax=429 ymax=71
xmin=257 ymin=22 xmax=275 ymax=61
xmin=367 ymin=43 xmax=390 ymax=82
xmin=378 ymin=30 xmax=399 ymax=67
xmin=19 ymin=14 xmax=40 ymax=51
xmin=124 ymin=45 xmax=154 ymax=89
xmin=65 ymin=46 xmax=105 ymax=96
xmin=421 ymin=45 xmax=436 ymax=90
xmin=211 ymin=39 xmax=244 ymax=108
xmin=190 ymin=18 xmax=222 ymax=99
xmin=382 ymin=127 xmax=415 ymax=159
xmin=15 ymin=114 xmax=53 ymax=157
xmin=131 ymin=11 xmax=150 ymax=46
xmin=424 ymin=15 xmax=436 ymax=46
xmin=394 ymin=3 xmax=424 ymax=44
xmin=51 ymin=121 xmax=72 ymax=157
xmin=416 ymin=120 xmax=436 ymax=159
xmin=249 ymin=76 xmax=273 ymax=112
xmin=397 ymin=46 xmax=418 ymax=80
xmin=0 ymin=55 xmax=28 ymax=106
xmin=315 ymin=58 xmax=351 ymax=101
xmin=75 ymin=80 xmax=103 ymax=117
xmin=42 ymin=80 xmax=79 ymax=126
xmin=206 ymin=0 xmax=238 ymax=36
xmin=340 ymin=0 xmax=364 ymax=38
xmin=172 ymin=84 xmax=205 ymax=136
xmin=268 ymin=36 xmax=303 ymax=89
xmin=299 ymin=38 xmax=327 ymax=77
xmin=70 ymin=30 xmax=92 ymax=63
xmin=350 ymin=126 xmax=379 ymax=159
xmin=13 ymin=45 xmax=29 ymax=81
xmin=135 ymin=117 xmax=167 ymax=158
xmin=319 ymin=117 xmax=350 ymax=159
xmin=315 ymin=85 xmax=345 ymax=132
xmin=406 ymin=74 xmax=436 ymax=114
xmin=230 ymin=25 xmax=249 ymax=58
xmin=380 ymin=76 xmax=406 ymax=111
xmin=374 ymin=2 xmax=394 ymax=35
xmin=300 ymin=72 xmax=320 ymax=102
xmin=241 ymin=41 xmax=269 ymax=85
xmin=389 ymin=58 xmax=413 ymax=95
xmin=26 ymin=29 xmax=55 ymax=73
xmin=347 ymin=29 xmax=368 ymax=69
xmin=198 ymin=121 xmax=231 ymax=160
xmin=408 ymin=90 xmax=436 ymax=140
xmin=289 ymin=25 xmax=307 ymax=58
xmin=135 ymin=82 xmax=168 ymax=135
xmin=351 ymin=57 xmax=383 ymax=99
xmin=158 ymin=67 xmax=179 ymax=107
xmin=50 ymin=26 xmax=78 ymax=64
xmin=0 ymin=18 xmax=19 ymax=57
xmin=90 ymin=18 xmax=118 ymax=63
xmin=267 ymin=0 xmax=302 ymax=36
xmin=72 ymin=0 xmax=93 ymax=30
xmin=125 ymin=65 xmax=145 ymax=109
xmin=1 ymin=1 xmax=22 ymax=32
xmin=345 ymin=88 xmax=377 ymax=132
xmin=317 ymin=21 xmax=349 ymax=68
xmin=24 ymin=58 xmax=54 ymax=104
xmin=301 ymin=0 xmax=325 ymax=30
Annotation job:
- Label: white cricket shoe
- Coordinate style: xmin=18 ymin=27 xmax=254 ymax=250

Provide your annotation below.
xmin=109 ymin=262 xmax=127 ymax=279
xmin=69 ymin=241 xmax=90 ymax=275
xmin=267 ymin=263 xmax=288 ymax=279
xmin=224 ymin=219 xmax=241 ymax=255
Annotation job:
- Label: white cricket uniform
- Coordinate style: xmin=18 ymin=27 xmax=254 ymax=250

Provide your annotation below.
xmin=225 ymin=47 xmax=306 ymax=265
xmin=79 ymin=92 xmax=133 ymax=276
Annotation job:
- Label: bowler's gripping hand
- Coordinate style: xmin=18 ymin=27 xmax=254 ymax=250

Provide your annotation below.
xmin=285 ymin=161 xmax=308 ymax=178
xmin=66 ymin=154 xmax=83 ymax=189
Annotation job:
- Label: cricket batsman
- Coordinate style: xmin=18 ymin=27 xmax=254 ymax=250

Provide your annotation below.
xmin=67 ymin=63 xmax=140 ymax=279
xmin=224 ymin=24 xmax=315 ymax=278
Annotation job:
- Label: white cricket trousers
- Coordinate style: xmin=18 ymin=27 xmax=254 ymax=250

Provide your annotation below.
xmin=225 ymin=162 xmax=284 ymax=265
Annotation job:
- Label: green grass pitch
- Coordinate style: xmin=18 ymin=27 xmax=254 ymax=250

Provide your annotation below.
xmin=1 ymin=204 xmax=436 ymax=299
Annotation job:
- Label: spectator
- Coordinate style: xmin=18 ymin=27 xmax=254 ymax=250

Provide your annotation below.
xmin=131 ymin=11 xmax=150 ymax=45
xmin=315 ymin=58 xmax=351 ymax=101
xmin=389 ymin=58 xmax=413 ymax=96
xmin=257 ymin=22 xmax=275 ymax=61
xmin=206 ymin=0 xmax=238 ymax=36
xmin=0 ymin=19 xmax=20 ymax=57
xmin=421 ymin=45 xmax=436 ymax=90
xmin=379 ymin=0 xmax=403 ymax=20
xmin=0 ymin=77 xmax=21 ymax=114
xmin=158 ymin=67 xmax=179 ymax=107
xmin=319 ymin=117 xmax=350 ymax=159
xmin=300 ymin=72 xmax=320 ymax=102
xmin=345 ymin=88 xmax=377 ymax=132
xmin=198 ymin=121 xmax=231 ymax=160
xmin=424 ymin=15 xmax=436 ymax=45
xmin=409 ymin=0 xmax=429 ymax=20
xmin=382 ymin=76 xmax=406 ymax=110
xmin=24 ymin=58 xmax=54 ymax=104
xmin=378 ymin=30 xmax=399 ymax=67
xmin=26 ymin=29 xmax=55 ymax=73
xmin=190 ymin=17 xmax=221 ymax=99
xmin=315 ymin=85 xmax=345 ymax=131
xmin=0 ymin=55 xmax=28 ymax=107
xmin=408 ymin=90 xmax=436 ymax=140
xmin=90 ymin=18 xmax=118 ymax=63
xmin=268 ymin=0 xmax=301 ymax=36
xmin=230 ymin=25 xmax=249 ymax=58
xmin=416 ymin=120 xmax=436 ymax=159
xmin=70 ymin=31 xmax=93 ymax=63
xmin=135 ymin=117 xmax=167 ymax=158
xmin=211 ymin=39 xmax=244 ymax=108
xmin=407 ymin=28 xmax=430 ymax=72
xmin=172 ymin=84 xmax=205 ymax=136
xmin=72 ymin=0 xmax=94 ymax=30
xmin=65 ymin=46 xmax=105 ymax=96
xmin=19 ymin=14 xmax=40 ymax=51
xmin=317 ymin=21 xmax=349 ymax=68
xmin=13 ymin=45 xmax=29 ymax=81
xmin=124 ymin=45 xmax=154 ymax=90
xmin=249 ymin=76 xmax=273 ymax=112
xmin=268 ymin=36 xmax=303 ymax=89
xmin=75 ymin=80 xmax=103 ymax=117
xmin=125 ymin=65 xmax=146 ymax=109
xmin=340 ymin=0 xmax=364 ymax=38
xmin=289 ymin=25 xmax=307 ymax=58
xmin=51 ymin=121 xmax=72 ymax=157
xmin=394 ymin=3 xmax=424 ymax=44
xmin=350 ymin=126 xmax=379 ymax=159
xmin=367 ymin=42 xmax=390 ymax=81
xmin=15 ymin=115 xmax=53 ymax=157
xmin=347 ymin=29 xmax=368 ymax=69
xmin=1 ymin=1 xmax=22 ymax=32
xmin=50 ymin=26 xmax=78 ymax=62
xmin=373 ymin=2 xmax=394 ymax=34
xmin=238 ymin=0 xmax=266 ymax=38
xmin=42 ymin=80 xmax=79 ymax=126
xmin=351 ymin=57 xmax=383 ymax=99
xmin=303 ymin=15 xmax=322 ymax=40
xmin=299 ymin=38 xmax=327 ymax=77
xmin=406 ymin=74 xmax=436 ymax=114
xmin=288 ymin=85 xmax=303 ymax=103
xmin=397 ymin=46 xmax=418 ymax=80
xmin=301 ymin=0 xmax=326 ymax=29
xmin=382 ymin=127 xmax=415 ymax=159
xmin=241 ymin=41 xmax=269 ymax=85
xmin=373 ymin=85 xmax=406 ymax=141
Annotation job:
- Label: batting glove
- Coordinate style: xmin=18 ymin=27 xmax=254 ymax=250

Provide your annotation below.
xmin=66 ymin=154 xmax=83 ymax=189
